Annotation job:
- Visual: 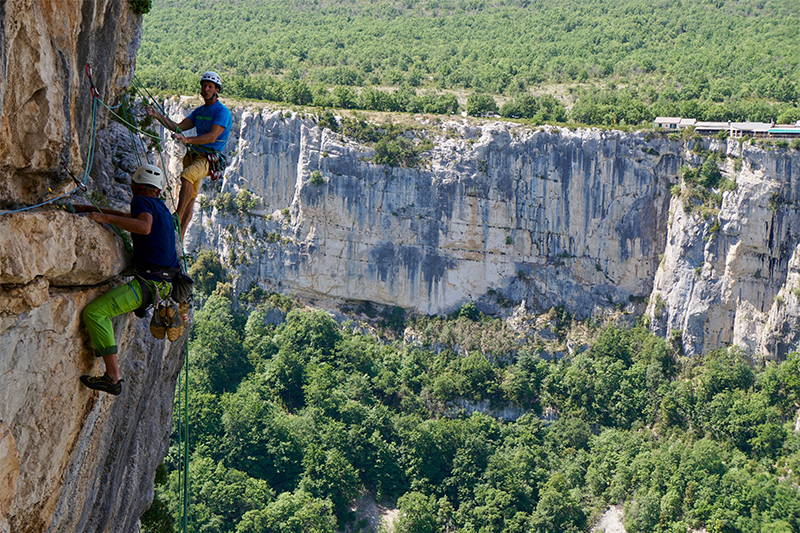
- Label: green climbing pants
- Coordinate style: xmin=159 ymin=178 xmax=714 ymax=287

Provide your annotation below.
xmin=81 ymin=278 xmax=170 ymax=356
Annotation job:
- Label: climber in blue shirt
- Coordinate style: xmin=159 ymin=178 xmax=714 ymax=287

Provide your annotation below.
xmin=147 ymin=71 xmax=232 ymax=238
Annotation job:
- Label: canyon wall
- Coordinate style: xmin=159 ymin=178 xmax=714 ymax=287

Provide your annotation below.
xmin=167 ymin=102 xmax=800 ymax=359
xmin=178 ymin=106 xmax=676 ymax=316
xmin=647 ymin=139 xmax=800 ymax=359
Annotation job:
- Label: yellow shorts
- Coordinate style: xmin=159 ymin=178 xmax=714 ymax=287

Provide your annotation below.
xmin=181 ymin=153 xmax=210 ymax=200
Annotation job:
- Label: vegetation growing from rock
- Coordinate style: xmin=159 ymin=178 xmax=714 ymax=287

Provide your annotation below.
xmin=674 ymin=154 xmax=737 ymax=217
xmin=339 ymin=117 xmax=433 ymax=168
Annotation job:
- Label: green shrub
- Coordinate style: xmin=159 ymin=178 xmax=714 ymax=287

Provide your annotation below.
xmin=235 ymin=189 xmax=259 ymax=214
xmin=129 ymin=0 xmax=152 ymax=15
xmin=466 ymin=93 xmax=498 ymax=117
xmin=317 ymin=110 xmax=340 ymax=132
xmin=309 ymin=170 xmax=325 ymax=185
xmin=374 ymin=136 xmax=423 ymax=167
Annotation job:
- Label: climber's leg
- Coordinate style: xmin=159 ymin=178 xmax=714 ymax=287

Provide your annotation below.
xmin=80 ymin=280 xmax=144 ymax=384
xmin=176 ymin=154 xmax=209 ymax=237
xmin=176 ymin=178 xmax=195 ymax=239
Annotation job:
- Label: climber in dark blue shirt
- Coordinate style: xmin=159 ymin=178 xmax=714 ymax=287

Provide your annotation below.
xmin=76 ymin=164 xmax=180 ymax=395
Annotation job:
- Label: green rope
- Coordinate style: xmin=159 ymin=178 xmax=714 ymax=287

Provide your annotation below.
xmin=182 ymin=341 xmax=190 ymax=533
xmin=97 ymin=97 xmax=162 ymax=140
xmin=85 ymin=72 xmax=194 ymax=531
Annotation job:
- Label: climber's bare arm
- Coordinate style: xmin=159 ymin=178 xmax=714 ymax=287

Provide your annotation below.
xmin=88 ymin=211 xmax=153 ymax=235
xmin=72 ymin=204 xmax=129 ymax=216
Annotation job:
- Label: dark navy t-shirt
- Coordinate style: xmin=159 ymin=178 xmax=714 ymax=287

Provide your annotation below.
xmin=188 ymin=100 xmax=232 ymax=152
xmin=130 ymin=195 xmax=179 ymax=277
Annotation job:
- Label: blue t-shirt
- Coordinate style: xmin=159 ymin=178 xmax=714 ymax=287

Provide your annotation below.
xmin=188 ymin=99 xmax=232 ymax=152
xmin=130 ymin=195 xmax=179 ymax=276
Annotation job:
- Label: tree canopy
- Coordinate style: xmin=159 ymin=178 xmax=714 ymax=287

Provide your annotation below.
xmin=143 ymin=290 xmax=800 ymax=533
xmin=138 ymin=0 xmax=800 ymax=125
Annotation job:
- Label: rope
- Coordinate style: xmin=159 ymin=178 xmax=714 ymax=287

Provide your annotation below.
xmin=120 ymin=95 xmax=146 ymax=167
xmin=0 ymin=188 xmax=79 ymax=216
xmin=181 ymin=341 xmax=190 ymax=532
xmin=131 ymin=77 xmax=192 ymax=531
xmin=97 ymin=97 xmax=163 ymax=140
xmin=128 ymin=127 xmax=143 ymax=167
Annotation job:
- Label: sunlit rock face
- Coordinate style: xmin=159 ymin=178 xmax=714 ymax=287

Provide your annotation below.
xmin=168 ymin=106 xmax=667 ymax=311
xmin=647 ymin=139 xmax=800 ymax=359
xmin=176 ymin=105 xmax=677 ymax=317
xmin=1 ymin=4 xmax=185 ymax=533
xmin=167 ymin=102 xmax=800 ymax=360
xmin=0 ymin=0 xmax=140 ymax=206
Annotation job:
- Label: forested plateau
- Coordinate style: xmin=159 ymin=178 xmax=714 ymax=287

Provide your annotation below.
xmin=137 ymin=0 xmax=800 ymax=125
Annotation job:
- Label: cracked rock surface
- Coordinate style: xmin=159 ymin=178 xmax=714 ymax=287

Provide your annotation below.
xmin=1 ymin=3 xmax=186 ymax=532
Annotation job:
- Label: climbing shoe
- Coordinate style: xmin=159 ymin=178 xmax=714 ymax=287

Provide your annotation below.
xmin=166 ymin=305 xmax=184 ymax=342
xmin=150 ymin=302 xmax=184 ymax=341
xmin=80 ymin=374 xmax=122 ymax=395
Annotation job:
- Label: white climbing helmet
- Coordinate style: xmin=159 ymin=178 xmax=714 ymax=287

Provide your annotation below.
xmin=131 ymin=164 xmax=164 ymax=190
xmin=200 ymin=71 xmax=222 ymax=91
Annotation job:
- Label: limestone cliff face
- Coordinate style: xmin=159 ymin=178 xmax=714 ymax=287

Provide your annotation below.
xmin=168 ymin=102 xmax=799 ymax=360
xmin=177 ymin=105 xmax=677 ymax=317
xmin=0 ymin=213 xmax=185 ymax=533
xmin=1 ymin=4 xmax=184 ymax=533
xmin=647 ymin=139 xmax=800 ymax=359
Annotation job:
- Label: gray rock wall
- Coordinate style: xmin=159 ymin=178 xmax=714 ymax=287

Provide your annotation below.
xmin=167 ymin=102 xmax=800 ymax=360
xmin=173 ymin=105 xmax=677 ymax=317
xmin=647 ymin=139 xmax=800 ymax=359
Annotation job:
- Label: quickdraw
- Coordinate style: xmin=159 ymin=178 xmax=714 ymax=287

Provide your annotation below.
xmin=205 ymin=150 xmax=226 ymax=180
xmin=85 ymin=63 xmax=101 ymax=98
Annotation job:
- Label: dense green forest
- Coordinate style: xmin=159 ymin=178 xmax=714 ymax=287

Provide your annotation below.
xmin=141 ymin=254 xmax=800 ymax=533
xmin=137 ymin=0 xmax=800 ymax=125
